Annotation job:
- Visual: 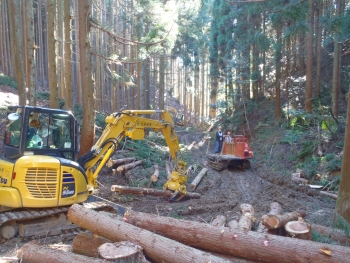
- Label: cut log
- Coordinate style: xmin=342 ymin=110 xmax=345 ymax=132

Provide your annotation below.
xmin=116 ymin=160 xmax=143 ymax=173
xmin=110 ymin=185 xmax=201 ymax=200
xmin=98 ymin=241 xmax=149 ymax=263
xmin=227 ymin=220 xmax=239 ymax=229
xmin=320 ymin=191 xmax=338 ymax=199
xmin=291 ymin=176 xmax=310 ymax=184
xmin=122 ymin=210 xmax=350 ymax=263
xmin=107 ymin=158 xmax=136 ymax=168
xmin=256 ymin=202 xmax=282 ymax=233
xmin=165 ymin=161 xmax=171 ymax=180
xmin=67 ymin=204 xmax=231 ymax=263
xmin=285 ymin=221 xmax=311 ymax=240
xmin=238 ymin=204 xmax=255 ymax=231
xmin=211 ymin=215 xmax=226 ymax=227
xmin=72 ymin=232 xmax=110 ymax=258
xmin=190 ymin=168 xmax=207 ymax=190
xmin=263 ymin=210 xmax=306 ymax=229
xmin=312 ymin=224 xmax=350 ymax=245
xmin=150 ymin=164 xmax=159 ymax=183
xmin=18 ymin=241 xmax=109 ymax=263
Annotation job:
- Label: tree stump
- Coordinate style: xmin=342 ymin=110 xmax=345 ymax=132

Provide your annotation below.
xmin=285 ymin=221 xmax=311 ymax=240
xmin=98 ymin=241 xmax=149 ymax=262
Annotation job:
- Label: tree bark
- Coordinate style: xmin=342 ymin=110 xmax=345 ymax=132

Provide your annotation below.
xmin=305 ymin=0 xmax=314 ymax=113
xmin=122 ymin=210 xmax=350 ymax=263
xmin=263 ymin=211 xmax=306 ymax=229
xmin=8 ymin=0 xmax=26 ymax=105
xmin=78 ymin=0 xmax=95 ymax=157
xmin=107 ymin=158 xmax=136 ymax=168
xmin=190 ymin=168 xmax=207 ymax=190
xmin=18 ymin=241 xmax=109 ymax=263
xmin=336 ymin=89 xmax=350 ymax=223
xmin=72 ymin=232 xmax=110 ymax=258
xmin=47 ymin=0 xmax=59 ymax=108
xmin=110 ymin=185 xmax=201 ymax=200
xmin=67 ymin=204 xmax=231 ymax=263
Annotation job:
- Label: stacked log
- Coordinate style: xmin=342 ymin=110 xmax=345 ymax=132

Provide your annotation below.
xmin=122 ymin=209 xmax=350 ymax=263
xmin=67 ymin=204 xmax=231 ymax=263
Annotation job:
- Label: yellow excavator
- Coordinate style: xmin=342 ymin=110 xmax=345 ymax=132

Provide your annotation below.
xmin=0 ymin=106 xmax=188 ymax=239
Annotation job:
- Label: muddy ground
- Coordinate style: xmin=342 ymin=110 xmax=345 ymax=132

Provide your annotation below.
xmin=0 ymin=85 xmax=339 ymax=261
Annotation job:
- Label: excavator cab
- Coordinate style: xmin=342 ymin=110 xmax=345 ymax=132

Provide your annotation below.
xmin=165 ymin=106 xmax=184 ymax=126
xmin=3 ymin=106 xmax=80 ymax=161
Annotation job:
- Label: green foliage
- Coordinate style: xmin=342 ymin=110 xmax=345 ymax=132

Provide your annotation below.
xmin=280 ymin=130 xmax=306 ymax=145
xmin=332 ymin=215 xmax=350 ymax=236
xmin=300 ymin=157 xmax=319 ymax=178
xmin=95 ymin=112 xmax=107 ymax=130
xmin=36 ymin=92 xmax=50 ymax=101
xmin=297 ymin=140 xmax=316 ymax=159
xmin=73 ymin=104 xmax=83 ymax=122
xmin=0 ymin=74 xmax=17 ymax=88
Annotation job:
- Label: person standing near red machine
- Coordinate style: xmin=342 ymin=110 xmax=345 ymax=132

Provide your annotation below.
xmin=214 ymin=126 xmax=223 ymax=153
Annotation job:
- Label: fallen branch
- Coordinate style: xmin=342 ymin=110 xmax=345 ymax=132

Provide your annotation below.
xmin=67 ymin=205 xmax=231 ymax=263
xmin=111 ymin=185 xmax=201 ymax=200
xmin=122 ymin=210 xmax=350 ymax=263
xmin=320 ymin=191 xmax=338 ymax=199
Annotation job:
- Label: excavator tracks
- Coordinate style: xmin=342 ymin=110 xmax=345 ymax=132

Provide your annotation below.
xmin=0 ymin=201 xmax=118 ymax=240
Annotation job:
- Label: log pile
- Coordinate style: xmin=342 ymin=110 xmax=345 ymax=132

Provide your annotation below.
xmin=17 ymin=204 xmax=350 ymax=263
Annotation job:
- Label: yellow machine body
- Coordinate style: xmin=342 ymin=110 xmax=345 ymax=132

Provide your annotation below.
xmin=0 ymin=155 xmax=89 ymax=210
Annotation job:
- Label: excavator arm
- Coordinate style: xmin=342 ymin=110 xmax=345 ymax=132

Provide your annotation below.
xmin=77 ymin=110 xmax=188 ymax=201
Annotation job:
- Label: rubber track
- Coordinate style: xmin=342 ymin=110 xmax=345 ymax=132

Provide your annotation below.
xmin=0 ymin=201 xmax=114 ymax=227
